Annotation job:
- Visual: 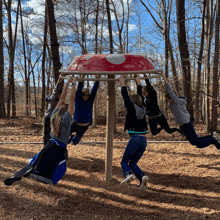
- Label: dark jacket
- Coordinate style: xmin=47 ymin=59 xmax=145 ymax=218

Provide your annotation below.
xmin=73 ymin=81 xmax=99 ymax=123
xmin=121 ymin=86 xmax=148 ymax=133
xmin=137 ymin=79 xmax=161 ymax=116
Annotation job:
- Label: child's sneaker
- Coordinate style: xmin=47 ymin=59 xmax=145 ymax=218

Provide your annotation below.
xmin=4 ymin=176 xmax=22 ymax=186
xmin=120 ymin=174 xmax=136 ymax=187
xmin=139 ymin=175 xmax=149 ymax=190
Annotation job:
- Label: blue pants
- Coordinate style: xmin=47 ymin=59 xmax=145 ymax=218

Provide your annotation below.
xmin=180 ymin=122 xmax=217 ymax=148
xmin=69 ymin=122 xmax=89 ymax=145
xmin=121 ymin=135 xmax=147 ymax=181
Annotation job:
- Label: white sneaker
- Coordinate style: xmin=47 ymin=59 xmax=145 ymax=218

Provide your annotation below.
xmin=120 ymin=174 xmax=136 ymax=187
xmin=139 ymin=175 xmax=149 ymax=190
xmin=213 ymin=131 xmax=220 ymax=144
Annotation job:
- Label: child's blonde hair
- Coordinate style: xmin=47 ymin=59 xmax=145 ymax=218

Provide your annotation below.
xmin=51 ymin=104 xmax=68 ymax=137
xmin=129 ymin=95 xmax=143 ymax=107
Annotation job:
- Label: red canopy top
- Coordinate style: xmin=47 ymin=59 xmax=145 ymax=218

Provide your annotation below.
xmin=66 ymin=54 xmax=155 ymax=73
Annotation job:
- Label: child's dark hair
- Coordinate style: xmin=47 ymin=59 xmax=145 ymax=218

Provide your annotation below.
xmin=143 ymin=86 xmax=148 ymax=93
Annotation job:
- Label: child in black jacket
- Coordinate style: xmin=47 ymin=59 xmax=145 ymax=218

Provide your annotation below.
xmin=136 ymin=75 xmax=181 ymax=135
xmin=119 ymin=76 xmax=149 ymax=190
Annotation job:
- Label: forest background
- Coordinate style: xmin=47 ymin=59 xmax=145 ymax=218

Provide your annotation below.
xmin=0 ymin=0 xmax=220 ymax=133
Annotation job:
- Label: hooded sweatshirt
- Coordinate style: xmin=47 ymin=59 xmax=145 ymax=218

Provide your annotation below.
xmin=165 ymin=83 xmax=190 ymax=125
xmin=121 ymin=86 xmax=148 ymax=134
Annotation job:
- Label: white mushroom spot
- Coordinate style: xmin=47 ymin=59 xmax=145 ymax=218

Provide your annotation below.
xmin=84 ymin=55 xmax=94 ymax=60
xmin=106 ymin=54 xmax=126 ymax=64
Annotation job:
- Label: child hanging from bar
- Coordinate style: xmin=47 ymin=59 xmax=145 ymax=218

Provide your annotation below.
xmin=135 ymin=75 xmax=182 ymax=136
xmin=69 ymin=74 xmax=100 ymax=145
xmin=118 ymin=75 xmax=149 ymax=190
xmin=161 ymin=72 xmax=220 ymax=150
xmin=4 ymin=76 xmax=76 ymax=186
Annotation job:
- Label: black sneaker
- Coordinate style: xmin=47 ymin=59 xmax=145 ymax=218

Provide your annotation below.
xmin=120 ymin=174 xmax=136 ymax=187
xmin=4 ymin=176 xmax=22 ymax=186
xmin=139 ymin=175 xmax=149 ymax=190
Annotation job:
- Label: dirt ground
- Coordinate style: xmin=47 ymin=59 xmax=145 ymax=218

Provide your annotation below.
xmin=1 ymin=117 xmax=220 ymax=220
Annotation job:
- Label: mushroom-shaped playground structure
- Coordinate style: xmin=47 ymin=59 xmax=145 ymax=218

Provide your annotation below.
xmin=59 ymin=54 xmax=162 ymax=181
xmin=60 ymin=53 xmax=162 ymax=76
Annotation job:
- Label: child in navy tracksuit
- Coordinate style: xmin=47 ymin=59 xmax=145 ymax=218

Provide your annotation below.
xmin=4 ymin=76 xmax=76 ymax=186
xmin=119 ymin=76 xmax=149 ymax=190
xmin=69 ymin=77 xmax=99 ymax=145
xmin=161 ymin=73 xmax=220 ymax=149
xmin=136 ymin=76 xmax=181 ymax=136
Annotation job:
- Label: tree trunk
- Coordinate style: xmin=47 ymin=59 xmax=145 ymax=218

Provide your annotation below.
xmin=46 ymin=0 xmax=62 ymax=83
xmin=195 ymin=0 xmax=206 ymax=123
xmin=41 ymin=3 xmax=48 ymax=117
xmin=0 ymin=0 xmax=6 ymax=118
xmin=5 ymin=0 xmax=12 ymax=118
xmin=211 ymin=0 xmax=220 ymax=132
xmin=32 ymin=67 xmax=37 ymax=117
xmin=168 ymin=39 xmax=180 ymax=94
xmin=19 ymin=0 xmax=29 ymax=117
xmin=176 ymin=0 xmax=194 ymax=121
xmin=92 ymin=0 xmax=99 ymax=128
xmin=204 ymin=0 xmax=214 ymax=132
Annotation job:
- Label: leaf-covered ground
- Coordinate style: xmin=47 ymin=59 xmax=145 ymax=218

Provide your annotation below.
xmin=1 ymin=117 xmax=220 ymax=220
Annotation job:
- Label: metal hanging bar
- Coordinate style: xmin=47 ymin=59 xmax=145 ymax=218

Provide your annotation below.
xmin=59 ymin=69 xmax=163 ymax=75
xmin=60 ymin=75 xmax=161 ymax=81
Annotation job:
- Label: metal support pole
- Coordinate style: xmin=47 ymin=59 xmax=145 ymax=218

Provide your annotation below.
xmin=105 ymin=74 xmax=115 ymax=181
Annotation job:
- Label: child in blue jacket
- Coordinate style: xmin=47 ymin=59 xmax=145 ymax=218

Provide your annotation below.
xmin=69 ymin=75 xmax=100 ymax=145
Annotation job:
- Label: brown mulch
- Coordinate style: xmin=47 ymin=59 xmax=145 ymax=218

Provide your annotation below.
xmin=1 ymin=117 xmax=220 ymax=220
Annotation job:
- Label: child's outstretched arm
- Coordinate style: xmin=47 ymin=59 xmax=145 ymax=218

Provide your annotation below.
xmin=55 ymin=76 xmax=73 ymax=109
xmin=68 ymin=77 xmax=77 ymax=115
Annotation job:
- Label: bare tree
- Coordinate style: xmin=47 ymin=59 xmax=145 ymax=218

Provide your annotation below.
xmin=176 ymin=0 xmax=194 ymax=121
xmin=46 ymin=0 xmax=62 ymax=82
xmin=4 ymin=0 xmax=19 ymax=117
xmin=41 ymin=3 xmax=49 ymax=117
xmin=194 ymin=0 xmax=206 ymax=123
xmin=92 ymin=0 xmax=100 ymax=128
xmin=203 ymin=0 xmax=215 ymax=132
xmin=111 ymin=0 xmax=125 ymax=53
xmin=0 ymin=0 xmax=6 ymax=118
xmin=139 ymin=0 xmax=180 ymax=94
xmin=19 ymin=0 xmax=29 ymax=116
xmin=211 ymin=0 xmax=220 ymax=132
